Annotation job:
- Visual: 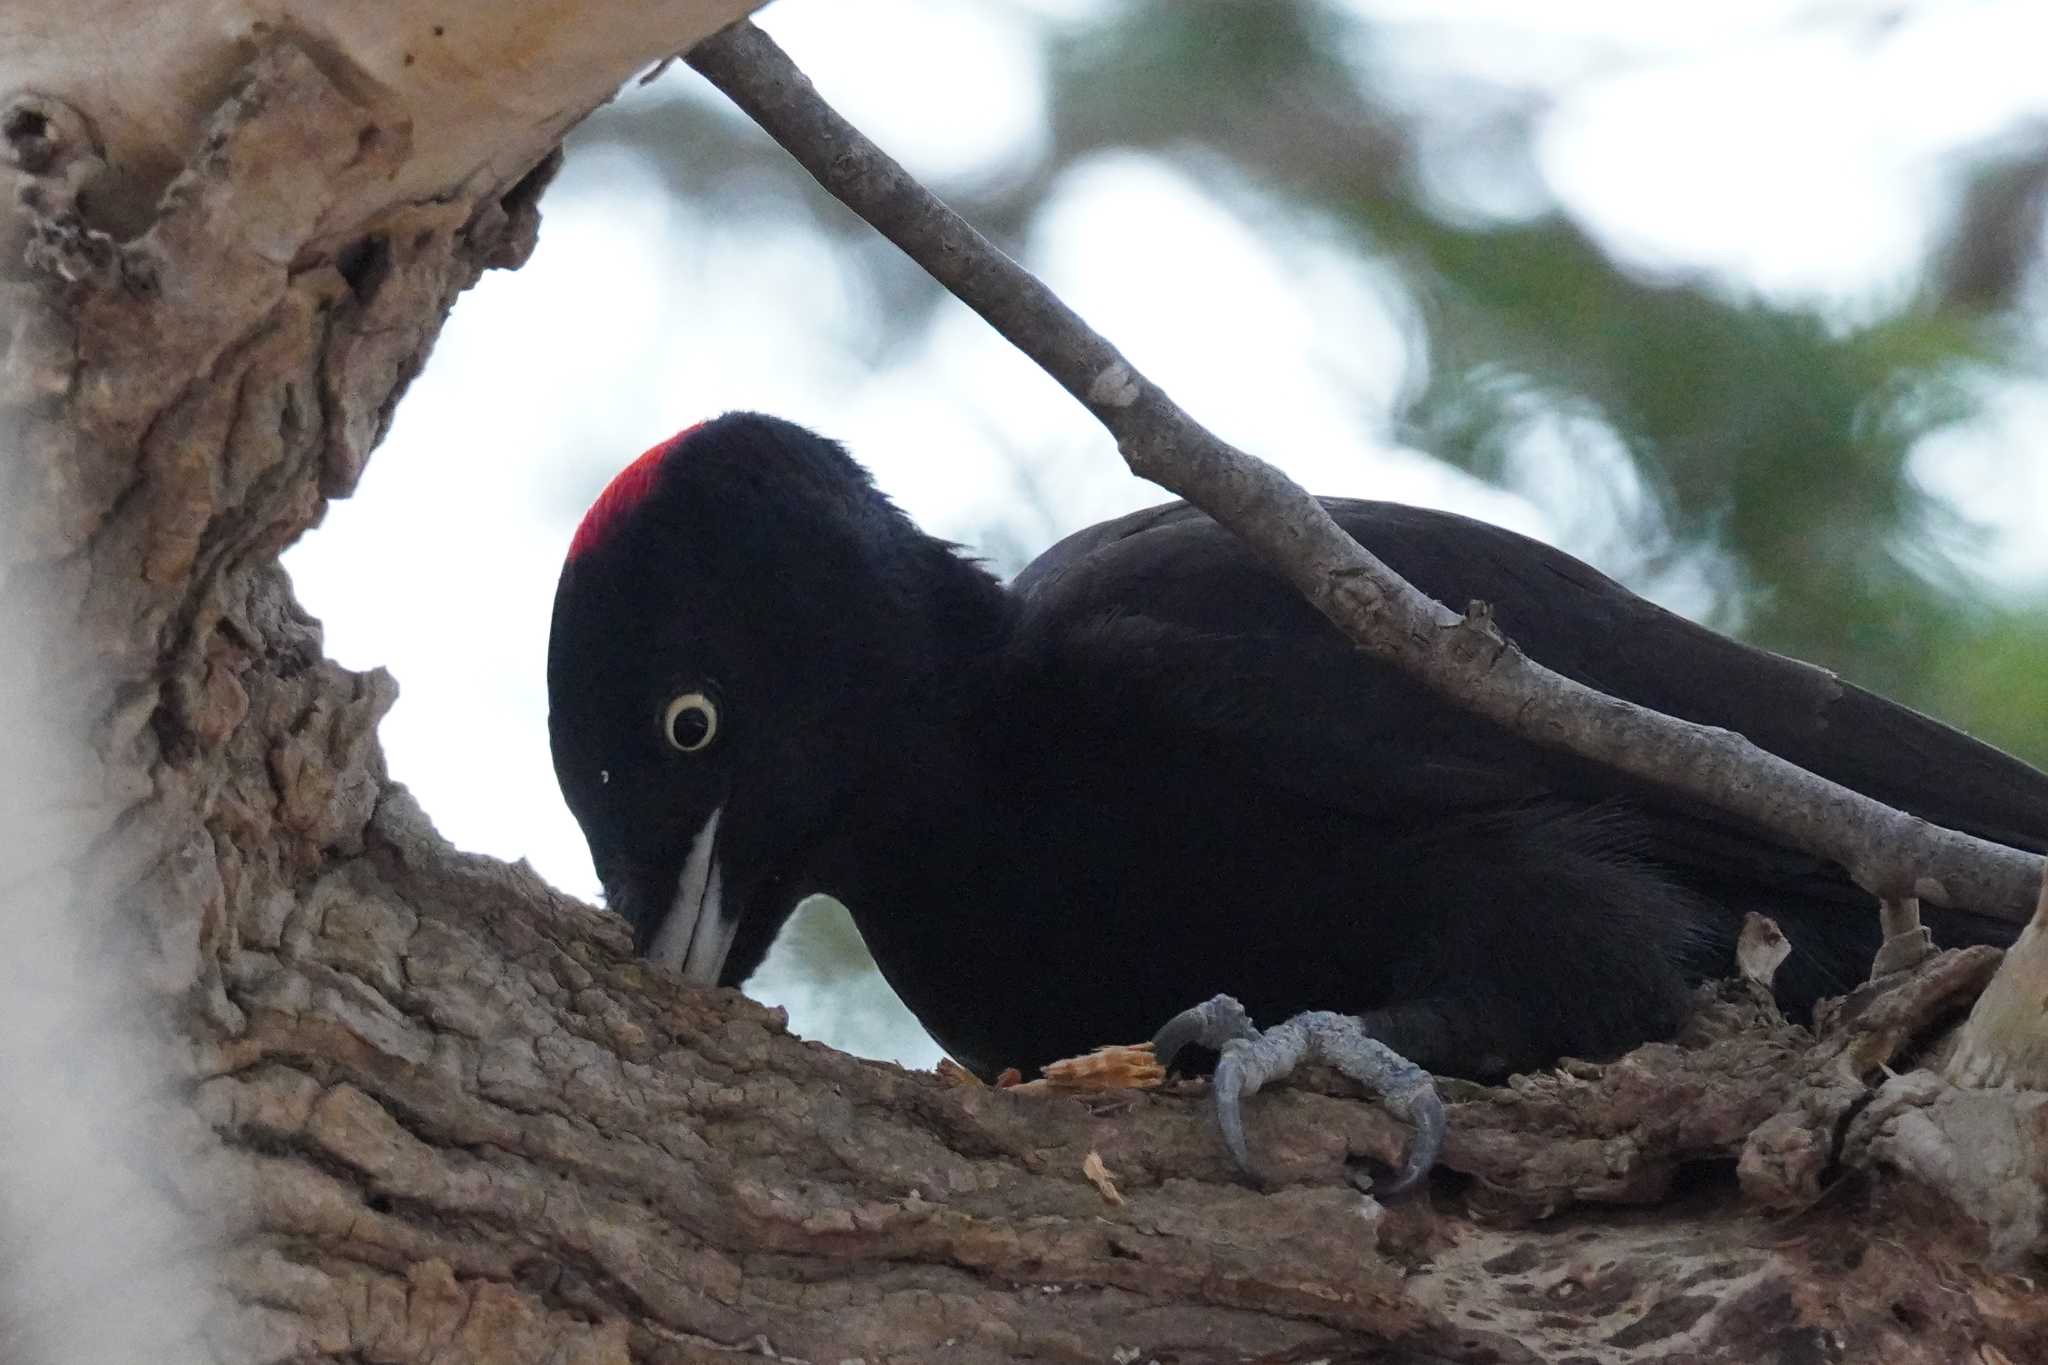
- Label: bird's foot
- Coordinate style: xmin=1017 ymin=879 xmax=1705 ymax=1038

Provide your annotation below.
xmin=1151 ymin=994 xmax=1446 ymax=1198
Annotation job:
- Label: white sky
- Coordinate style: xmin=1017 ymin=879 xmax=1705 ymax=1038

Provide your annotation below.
xmin=285 ymin=0 xmax=2048 ymax=1068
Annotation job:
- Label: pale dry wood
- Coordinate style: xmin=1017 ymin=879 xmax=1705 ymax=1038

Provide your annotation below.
xmin=0 ymin=0 xmax=762 ymax=243
xmin=1948 ymin=868 xmax=2048 ymax=1089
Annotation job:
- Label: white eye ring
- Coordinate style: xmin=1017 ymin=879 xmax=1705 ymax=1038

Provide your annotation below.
xmin=662 ymin=691 xmax=719 ymax=752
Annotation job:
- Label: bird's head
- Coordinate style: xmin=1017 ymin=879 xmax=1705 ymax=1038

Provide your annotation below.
xmin=546 ymin=412 xmax=967 ymax=985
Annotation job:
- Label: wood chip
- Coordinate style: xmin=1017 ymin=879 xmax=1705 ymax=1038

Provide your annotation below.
xmin=1015 ymin=1043 xmax=1164 ymax=1094
xmin=951 ymin=1045 xmax=1164 ymax=1095
xmin=1736 ymin=911 xmax=1791 ymax=987
xmin=935 ymin=1058 xmax=982 ymax=1087
xmin=1082 ymin=1150 xmax=1125 ymax=1206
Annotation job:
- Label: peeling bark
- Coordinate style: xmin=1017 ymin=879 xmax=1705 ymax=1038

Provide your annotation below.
xmin=4 ymin=14 xmax=2047 ymax=1365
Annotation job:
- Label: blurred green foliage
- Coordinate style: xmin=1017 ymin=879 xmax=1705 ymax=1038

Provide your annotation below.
xmin=581 ymin=0 xmax=2048 ymax=765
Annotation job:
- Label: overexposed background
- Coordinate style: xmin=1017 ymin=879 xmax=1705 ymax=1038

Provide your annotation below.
xmin=285 ymin=0 xmax=2048 ymax=1069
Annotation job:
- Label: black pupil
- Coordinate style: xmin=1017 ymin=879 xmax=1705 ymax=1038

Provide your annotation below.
xmin=671 ymin=704 xmax=710 ymax=748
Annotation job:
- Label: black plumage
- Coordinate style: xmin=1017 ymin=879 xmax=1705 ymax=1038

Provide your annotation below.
xmin=547 ymin=411 xmax=2042 ymax=1083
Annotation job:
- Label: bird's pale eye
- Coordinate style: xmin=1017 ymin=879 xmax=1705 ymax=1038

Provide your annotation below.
xmin=662 ymin=691 xmax=719 ymax=752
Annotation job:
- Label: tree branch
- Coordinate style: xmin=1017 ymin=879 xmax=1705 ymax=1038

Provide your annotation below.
xmin=684 ymin=18 xmax=2044 ymax=923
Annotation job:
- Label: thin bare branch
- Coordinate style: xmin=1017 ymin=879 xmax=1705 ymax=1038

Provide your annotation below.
xmin=683 ymin=18 xmax=2044 ymax=922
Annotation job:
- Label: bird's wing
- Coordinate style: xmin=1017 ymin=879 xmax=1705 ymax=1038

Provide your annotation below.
xmin=1012 ymin=499 xmax=2048 ymax=866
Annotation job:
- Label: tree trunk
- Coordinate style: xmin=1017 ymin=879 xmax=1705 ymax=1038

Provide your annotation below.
xmin=3 ymin=11 xmax=2044 ymax=1364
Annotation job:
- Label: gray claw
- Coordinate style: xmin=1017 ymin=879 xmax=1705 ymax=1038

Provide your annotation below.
xmin=1150 ymin=993 xmax=1255 ymax=1071
xmin=1211 ymin=1036 xmax=1261 ymax=1178
xmin=1164 ymin=1005 xmax=1446 ymax=1198
xmin=1362 ymin=1076 xmax=1445 ymax=1198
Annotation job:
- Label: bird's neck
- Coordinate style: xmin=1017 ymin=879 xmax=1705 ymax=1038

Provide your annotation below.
xmin=847 ymin=528 xmax=1015 ymax=800
xmin=887 ymin=534 xmax=1015 ymax=670
xmin=765 ymin=522 xmax=1010 ymax=874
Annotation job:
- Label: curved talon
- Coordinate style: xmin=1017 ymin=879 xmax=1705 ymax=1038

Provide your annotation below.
xmin=1358 ymin=1080 xmax=1446 ymax=1199
xmin=1212 ymin=1039 xmax=1260 ymax=1179
xmin=1209 ymin=1018 xmax=1312 ymax=1186
xmin=1150 ymin=993 xmax=1254 ymax=1071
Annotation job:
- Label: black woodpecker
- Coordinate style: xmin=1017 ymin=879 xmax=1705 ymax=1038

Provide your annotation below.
xmin=547 ymin=411 xmax=2042 ymax=1189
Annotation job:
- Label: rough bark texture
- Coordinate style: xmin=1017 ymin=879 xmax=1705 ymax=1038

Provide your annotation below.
xmin=4 ymin=18 xmax=2048 ymax=1365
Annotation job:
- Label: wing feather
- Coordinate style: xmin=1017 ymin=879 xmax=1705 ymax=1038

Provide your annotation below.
xmin=1013 ymin=499 xmax=2048 ymax=896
